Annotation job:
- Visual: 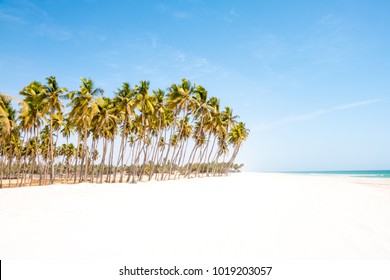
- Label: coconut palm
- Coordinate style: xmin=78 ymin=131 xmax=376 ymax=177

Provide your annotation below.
xmin=1 ymin=77 xmax=249 ymax=187
xmin=68 ymin=78 xmax=103 ymax=182
xmin=0 ymin=96 xmax=19 ymax=187
xmin=209 ymin=106 xmax=237 ymax=175
xmin=225 ymin=122 xmax=249 ymax=174
xmin=133 ymin=81 xmax=155 ymax=180
xmin=163 ymin=79 xmax=198 ymax=178
xmin=43 ymin=76 xmax=67 ymax=184
xmin=112 ymin=83 xmax=137 ymax=182
xmin=19 ymin=81 xmax=46 ymax=185
xmin=0 ymin=96 xmax=11 ymax=186
xmin=148 ymin=89 xmax=168 ymax=180
xmin=91 ymin=97 xmax=118 ymax=183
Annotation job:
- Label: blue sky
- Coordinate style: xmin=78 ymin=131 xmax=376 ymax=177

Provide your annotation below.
xmin=1 ymin=0 xmax=389 ymax=171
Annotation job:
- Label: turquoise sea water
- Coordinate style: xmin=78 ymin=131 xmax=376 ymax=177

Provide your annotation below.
xmin=282 ymin=170 xmax=390 ymax=178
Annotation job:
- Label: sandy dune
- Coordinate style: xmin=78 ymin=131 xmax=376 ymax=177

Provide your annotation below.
xmin=1 ymin=172 xmax=390 ymax=260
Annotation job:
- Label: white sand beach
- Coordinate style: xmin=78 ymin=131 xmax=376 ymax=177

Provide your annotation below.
xmin=1 ymin=172 xmax=390 ymax=260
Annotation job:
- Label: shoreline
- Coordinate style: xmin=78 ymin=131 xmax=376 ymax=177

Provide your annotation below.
xmin=2 ymin=171 xmax=390 ymax=189
xmin=1 ymin=172 xmax=390 ymax=260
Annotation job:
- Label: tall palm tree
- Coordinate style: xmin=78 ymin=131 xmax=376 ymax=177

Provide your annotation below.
xmin=61 ymin=117 xmax=74 ymax=145
xmin=133 ymin=81 xmax=155 ymax=180
xmin=225 ymin=122 xmax=249 ymax=174
xmin=39 ymin=125 xmax=50 ymax=183
xmin=19 ymin=81 xmax=46 ymax=185
xmin=148 ymin=89 xmax=168 ymax=180
xmin=195 ymin=96 xmax=219 ymax=176
xmin=0 ymin=96 xmax=19 ymax=187
xmin=68 ymin=78 xmax=103 ymax=182
xmin=165 ymin=79 xmax=197 ymax=178
xmin=113 ymin=83 xmax=137 ymax=182
xmin=184 ymin=85 xmax=210 ymax=177
xmin=2 ymin=77 xmax=249 ymax=186
xmin=43 ymin=76 xmax=67 ymax=184
xmin=91 ymin=97 xmax=118 ymax=183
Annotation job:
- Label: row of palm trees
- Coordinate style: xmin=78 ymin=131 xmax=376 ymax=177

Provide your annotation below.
xmin=0 ymin=77 xmax=249 ymax=188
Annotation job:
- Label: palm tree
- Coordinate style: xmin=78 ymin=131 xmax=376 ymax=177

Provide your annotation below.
xmin=39 ymin=125 xmax=50 ymax=184
xmin=148 ymin=89 xmax=168 ymax=180
xmin=0 ymin=95 xmax=11 ymax=137
xmin=195 ymin=96 xmax=220 ymax=176
xmin=68 ymin=78 xmax=103 ymax=182
xmin=113 ymin=83 xmax=137 ymax=182
xmin=133 ymin=81 xmax=155 ymax=180
xmin=208 ymin=106 xmax=237 ymax=175
xmin=65 ymin=143 xmax=76 ymax=182
xmin=0 ymin=96 xmax=19 ymax=187
xmin=2 ymin=77 xmax=249 ymax=186
xmin=173 ymin=116 xmax=193 ymax=179
xmin=19 ymin=81 xmax=46 ymax=185
xmin=61 ymin=117 xmax=74 ymax=145
xmin=225 ymin=122 xmax=249 ymax=174
xmin=184 ymin=85 xmax=210 ymax=177
xmin=0 ymin=95 xmax=11 ymax=188
xmin=43 ymin=76 xmax=67 ymax=184
xmin=91 ymin=97 xmax=118 ymax=183
xmin=164 ymin=79 xmax=197 ymax=178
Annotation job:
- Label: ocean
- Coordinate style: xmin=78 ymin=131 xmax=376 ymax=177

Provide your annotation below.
xmin=282 ymin=170 xmax=390 ymax=178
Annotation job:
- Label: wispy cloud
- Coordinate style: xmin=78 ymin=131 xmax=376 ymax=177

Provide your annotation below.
xmin=255 ymin=98 xmax=383 ymax=131
xmin=0 ymin=11 xmax=26 ymax=24
xmin=333 ymin=99 xmax=382 ymax=110
xmin=33 ymin=23 xmax=73 ymax=41
xmin=1 ymin=2 xmax=73 ymax=41
xmin=220 ymin=8 xmax=238 ymax=22
xmin=156 ymin=3 xmax=190 ymax=19
xmin=172 ymin=10 xmax=190 ymax=19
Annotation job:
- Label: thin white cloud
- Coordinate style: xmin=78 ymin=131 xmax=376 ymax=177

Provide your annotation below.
xmin=33 ymin=23 xmax=73 ymax=41
xmin=255 ymin=98 xmax=383 ymax=131
xmin=220 ymin=7 xmax=238 ymax=22
xmin=172 ymin=10 xmax=189 ymax=19
xmin=156 ymin=2 xmax=192 ymax=20
xmin=333 ymin=98 xmax=382 ymax=110
xmin=176 ymin=51 xmax=186 ymax=62
xmin=256 ymin=109 xmax=329 ymax=131
xmin=0 ymin=11 xmax=25 ymax=24
xmin=0 ymin=3 xmax=73 ymax=41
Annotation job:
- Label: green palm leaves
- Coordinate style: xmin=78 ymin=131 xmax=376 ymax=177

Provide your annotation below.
xmin=0 ymin=77 xmax=248 ymax=187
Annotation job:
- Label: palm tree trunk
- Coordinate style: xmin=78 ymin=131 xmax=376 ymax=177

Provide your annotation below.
xmin=90 ymin=137 xmax=97 ymax=183
xmin=82 ymin=128 xmax=89 ymax=182
xmin=168 ymin=143 xmax=180 ymax=180
xmin=206 ymin=135 xmax=217 ymax=176
xmin=196 ymin=132 xmax=211 ymax=177
xmin=155 ymin=127 xmax=170 ymax=180
xmin=148 ymin=120 xmax=163 ymax=181
xmin=0 ymin=147 xmax=3 ymax=189
xmin=8 ymin=153 xmax=12 ymax=188
xmin=126 ymin=142 xmax=135 ymax=183
xmin=74 ymin=134 xmax=81 ymax=184
xmin=225 ymin=146 xmax=240 ymax=174
xmin=29 ymin=155 xmax=35 ymax=186
xmin=115 ymin=121 xmax=127 ymax=183
xmin=49 ymin=110 xmax=54 ymax=184
xmin=184 ymin=144 xmax=198 ymax=178
xmin=107 ymin=138 xmax=115 ymax=182
xmin=119 ymin=134 xmax=128 ymax=183
xmin=98 ymin=137 xmax=108 ymax=183
xmin=20 ymin=152 xmax=27 ymax=187
xmin=172 ymin=140 xmax=183 ymax=180
xmin=160 ymin=127 xmax=174 ymax=180
xmin=33 ymin=126 xmax=44 ymax=186
xmin=132 ymin=137 xmax=142 ymax=183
